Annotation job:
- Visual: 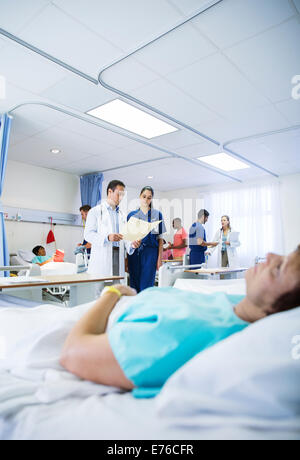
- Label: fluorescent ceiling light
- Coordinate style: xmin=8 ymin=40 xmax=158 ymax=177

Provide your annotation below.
xmin=87 ymin=99 xmax=178 ymax=139
xmin=197 ymin=153 xmax=250 ymax=171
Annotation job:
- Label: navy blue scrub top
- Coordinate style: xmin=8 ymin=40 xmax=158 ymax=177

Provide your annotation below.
xmin=189 ymin=222 xmax=207 ymax=251
xmin=127 ymin=208 xmax=166 ymax=248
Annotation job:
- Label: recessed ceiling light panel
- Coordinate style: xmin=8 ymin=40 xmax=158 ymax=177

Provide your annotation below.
xmin=197 ymin=153 xmax=250 ymax=171
xmin=87 ymin=99 xmax=178 ymax=139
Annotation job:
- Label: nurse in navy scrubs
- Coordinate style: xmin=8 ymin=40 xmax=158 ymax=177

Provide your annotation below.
xmin=189 ymin=209 xmax=218 ymax=266
xmin=127 ymin=186 xmax=166 ymax=293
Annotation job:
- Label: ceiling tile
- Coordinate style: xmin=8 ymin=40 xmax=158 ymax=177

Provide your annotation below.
xmin=12 ymin=104 xmax=71 ymax=128
xmin=8 ymin=135 xmax=91 ymax=166
xmin=33 ymin=126 xmax=116 ymax=157
xmin=132 ymin=78 xmax=218 ymax=126
xmin=0 ymin=83 xmax=45 ymax=113
xmin=9 ymin=114 xmax=50 ymax=147
xmin=103 ymin=157 xmax=235 ymax=191
xmin=275 ymin=98 xmax=300 ymax=124
xmin=224 ymin=18 xmax=300 ymax=103
xmin=60 ymin=117 xmax=144 ymax=149
xmin=59 ymin=144 xmax=167 ymax=175
xmin=19 ymin=4 xmax=123 ymax=77
xmin=135 ymin=22 xmax=217 ymax=77
xmin=232 ymin=132 xmax=300 ymax=175
xmin=193 ymin=105 xmax=289 ymax=144
xmin=41 ymin=74 xmax=114 ymax=112
xmin=174 ymin=142 xmax=220 ymax=159
xmin=52 ymin=0 xmax=183 ymax=52
xmin=0 ymin=0 xmax=49 ymax=34
xmin=168 ymin=0 xmax=213 ymax=17
xmin=101 ymin=57 xmax=160 ymax=93
xmin=0 ymin=42 xmax=68 ymax=94
xmin=192 ymin=0 xmax=295 ymax=49
xmin=167 ymin=53 xmax=269 ymax=118
xmin=151 ymin=129 xmax=207 ymax=150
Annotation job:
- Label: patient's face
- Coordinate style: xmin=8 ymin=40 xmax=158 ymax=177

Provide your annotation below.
xmin=38 ymin=247 xmax=46 ymax=257
xmin=246 ymin=249 xmax=300 ymax=312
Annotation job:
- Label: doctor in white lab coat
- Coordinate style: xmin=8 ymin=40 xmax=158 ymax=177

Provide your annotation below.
xmin=207 ymin=215 xmax=240 ymax=268
xmin=84 ymin=180 xmax=139 ymax=281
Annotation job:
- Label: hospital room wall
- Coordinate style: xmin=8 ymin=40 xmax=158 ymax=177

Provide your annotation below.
xmin=2 ymin=161 xmax=83 ymax=262
xmin=159 ymin=174 xmax=300 ymax=256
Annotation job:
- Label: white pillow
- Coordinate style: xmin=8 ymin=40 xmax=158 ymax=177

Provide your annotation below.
xmin=18 ymin=249 xmax=35 ymax=263
xmin=156 ymin=307 xmax=300 ymax=422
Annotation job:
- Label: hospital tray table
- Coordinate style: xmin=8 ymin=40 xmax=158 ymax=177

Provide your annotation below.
xmin=184 ymin=267 xmax=247 ymax=279
xmin=0 ymin=274 xmax=124 ymax=307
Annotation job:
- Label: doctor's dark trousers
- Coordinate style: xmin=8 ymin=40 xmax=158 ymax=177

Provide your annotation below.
xmin=128 ymin=246 xmax=158 ymax=293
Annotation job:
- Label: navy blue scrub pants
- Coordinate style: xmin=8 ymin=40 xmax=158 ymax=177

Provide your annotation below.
xmin=128 ymin=246 xmax=158 ymax=293
xmin=189 ymin=248 xmax=206 ymax=267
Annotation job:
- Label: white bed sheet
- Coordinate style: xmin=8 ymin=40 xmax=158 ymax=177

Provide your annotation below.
xmin=0 ymin=294 xmax=42 ymax=309
xmin=0 ymin=295 xmax=299 ymax=441
xmin=2 ymin=391 xmax=299 ymax=441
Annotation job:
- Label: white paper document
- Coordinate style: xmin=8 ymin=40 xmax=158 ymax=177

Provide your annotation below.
xmin=228 ymin=232 xmax=240 ymax=243
xmin=120 ymin=217 xmax=162 ymax=242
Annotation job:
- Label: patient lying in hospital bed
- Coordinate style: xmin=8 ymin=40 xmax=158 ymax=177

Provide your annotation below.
xmin=0 ymin=248 xmax=299 ymax=440
xmin=61 ymin=246 xmax=300 ymax=397
xmin=31 ymin=246 xmax=64 ymax=266
xmin=11 ymin=247 xmax=78 ymax=276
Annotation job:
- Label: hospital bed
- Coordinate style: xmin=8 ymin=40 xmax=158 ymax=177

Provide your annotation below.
xmin=158 ymin=262 xmax=247 ymax=288
xmin=0 ymin=280 xmax=299 ymax=441
xmin=10 ymin=250 xmax=88 ymax=304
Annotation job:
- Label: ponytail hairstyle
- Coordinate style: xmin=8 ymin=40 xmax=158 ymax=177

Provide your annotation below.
xmin=140 ymin=186 xmax=154 ymax=209
xmin=221 ymin=215 xmax=231 ymax=231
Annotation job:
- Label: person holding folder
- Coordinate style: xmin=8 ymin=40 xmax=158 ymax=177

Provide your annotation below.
xmin=207 ymin=215 xmax=241 ymax=268
xmin=127 ymin=186 xmax=166 ymax=293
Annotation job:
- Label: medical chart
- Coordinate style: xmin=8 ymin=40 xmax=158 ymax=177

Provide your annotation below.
xmin=120 ymin=217 xmax=162 ymax=242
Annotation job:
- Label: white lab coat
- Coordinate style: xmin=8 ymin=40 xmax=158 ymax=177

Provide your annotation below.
xmin=84 ymin=202 xmax=133 ymax=278
xmin=209 ymin=228 xmax=241 ymax=268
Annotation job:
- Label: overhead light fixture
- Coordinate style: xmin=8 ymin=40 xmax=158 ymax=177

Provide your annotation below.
xmin=50 ymin=149 xmax=61 ymax=154
xmin=147 ymin=176 xmax=154 ymax=180
xmin=86 ymin=99 xmax=178 ymax=139
xmin=197 ymin=152 xmax=250 ymax=171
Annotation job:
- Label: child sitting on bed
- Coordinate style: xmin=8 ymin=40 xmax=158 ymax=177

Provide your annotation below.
xmin=60 ymin=246 xmax=300 ymax=398
xmin=32 ymin=246 xmax=64 ymax=266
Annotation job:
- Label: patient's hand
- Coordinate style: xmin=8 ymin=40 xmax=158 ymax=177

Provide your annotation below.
xmin=114 ymin=284 xmax=137 ymax=297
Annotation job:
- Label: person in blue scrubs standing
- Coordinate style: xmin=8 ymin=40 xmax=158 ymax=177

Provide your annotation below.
xmin=189 ymin=209 xmax=218 ymax=266
xmin=127 ymin=186 xmax=166 ymax=293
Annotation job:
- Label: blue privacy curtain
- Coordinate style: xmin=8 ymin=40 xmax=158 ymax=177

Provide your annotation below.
xmin=80 ymin=173 xmax=103 ymax=208
xmin=0 ymin=114 xmax=12 ymax=276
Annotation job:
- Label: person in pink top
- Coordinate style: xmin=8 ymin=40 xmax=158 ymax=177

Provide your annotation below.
xmin=168 ymin=218 xmax=188 ymax=259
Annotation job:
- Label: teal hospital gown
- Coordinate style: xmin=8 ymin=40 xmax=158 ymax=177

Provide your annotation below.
xmin=108 ymin=287 xmax=249 ymax=398
xmin=31 ymin=255 xmax=52 ymax=264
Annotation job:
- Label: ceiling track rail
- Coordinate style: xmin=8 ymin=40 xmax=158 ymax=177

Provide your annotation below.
xmin=98 ymin=0 xmax=280 ymax=178
xmin=0 ymin=27 xmax=98 ymax=85
xmin=224 ymin=123 xmax=300 ymax=150
xmin=2 ymin=0 xmax=293 ymax=179
xmin=7 ymin=101 xmax=241 ymax=181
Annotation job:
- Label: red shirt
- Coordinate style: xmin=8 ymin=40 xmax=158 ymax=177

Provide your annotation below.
xmin=173 ymin=227 xmax=188 ymax=259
